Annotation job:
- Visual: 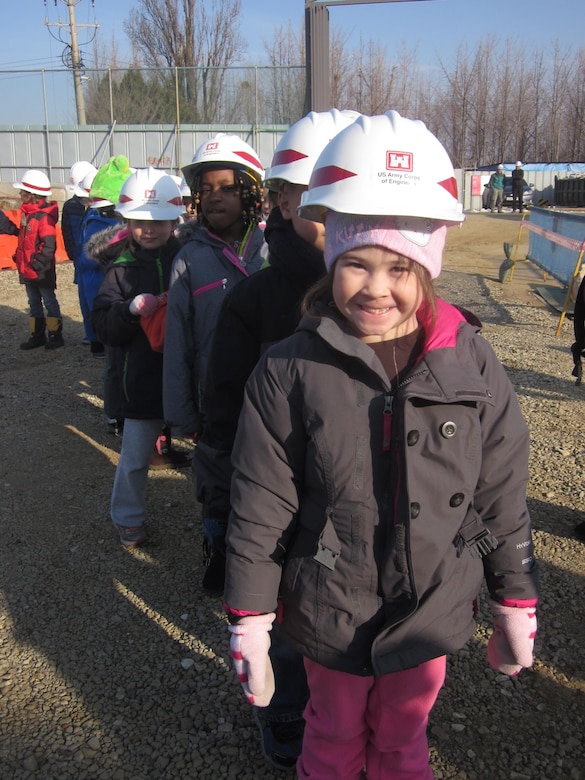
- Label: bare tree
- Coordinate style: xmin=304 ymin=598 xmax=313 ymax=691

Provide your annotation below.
xmin=121 ymin=0 xmax=244 ymax=122
xmin=262 ymin=21 xmax=306 ymax=124
xmin=542 ymin=42 xmax=572 ymax=160
xmin=329 ymin=26 xmax=352 ymax=109
xmin=81 ymin=10 xmax=585 ymax=166
xmin=465 ymin=41 xmax=494 ymax=169
xmin=124 ymin=0 xmax=199 ymax=68
xmin=347 ymin=38 xmax=397 ymax=115
xmin=565 ymin=47 xmax=585 ymax=159
xmin=435 ymin=44 xmax=477 ymax=168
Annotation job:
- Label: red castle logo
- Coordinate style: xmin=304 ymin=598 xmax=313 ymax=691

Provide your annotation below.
xmin=386 ymin=151 xmax=413 ymax=171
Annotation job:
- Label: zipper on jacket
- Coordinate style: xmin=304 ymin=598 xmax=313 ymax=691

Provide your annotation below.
xmin=156 ymin=257 xmax=164 ymax=294
xmin=382 ymin=393 xmax=393 ymax=452
xmin=122 ymin=352 xmax=130 ymax=402
xmin=193 ymin=277 xmax=227 ymax=296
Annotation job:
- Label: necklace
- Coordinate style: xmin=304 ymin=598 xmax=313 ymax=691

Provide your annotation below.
xmin=391 ymin=343 xmax=399 ymax=390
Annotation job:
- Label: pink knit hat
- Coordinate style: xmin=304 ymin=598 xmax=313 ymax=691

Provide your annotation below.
xmin=324 ymin=212 xmax=447 ymax=279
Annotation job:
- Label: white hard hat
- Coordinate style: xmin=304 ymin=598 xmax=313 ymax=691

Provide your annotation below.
xmin=75 ymin=169 xmax=98 ymax=199
xmin=182 ymin=133 xmax=264 ymax=191
xmin=299 ymin=111 xmax=464 ymax=225
xmin=67 ymin=161 xmax=97 ymax=194
xmin=116 ymin=167 xmax=185 ymax=221
xmin=265 ymin=109 xmax=361 ymax=189
xmin=497 ymin=164 xmax=504 ymax=170
xmin=13 ymin=169 xmax=52 ymax=197
xmin=170 ymin=175 xmax=191 ymax=198
xmin=516 ymin=161 xmax=523 ymax=167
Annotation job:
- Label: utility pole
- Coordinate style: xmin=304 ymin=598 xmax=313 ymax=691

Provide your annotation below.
xmin=45 ymin=0 xmax=99 ymax=125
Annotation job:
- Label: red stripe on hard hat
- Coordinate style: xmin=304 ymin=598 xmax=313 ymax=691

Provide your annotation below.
xmin=118 ymin=194 xmax=133 ymax=203
xmin=310 ymin=165 xmax=357 ymax=188
xmin=234 ymin=150 xmax=262 ymax=169
xmin=22 ymin=180 xmax=51 ymax=193
xmin=271 ymin=149 xmax=309 ymax=166
xmin=439 ymin=177 xmax=458 ymax=199
xmin=169 ymin=196 xmax=183 ymax=206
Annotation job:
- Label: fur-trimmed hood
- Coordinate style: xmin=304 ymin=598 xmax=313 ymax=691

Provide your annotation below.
xmin=85 ymin=224 xmax=130 ymax=268
xmin=85 ymin=220 xmax=201 ymax=269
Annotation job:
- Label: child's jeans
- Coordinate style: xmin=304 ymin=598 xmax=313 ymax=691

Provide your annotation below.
xmin=25 ymin=283 xmax=61 ymax=318
xmin=111 ymin=417 xmax=162 ymax=528
xmin=298 ymin=655 xmax=446 ymax=780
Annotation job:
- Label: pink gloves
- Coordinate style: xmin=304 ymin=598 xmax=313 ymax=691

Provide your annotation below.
xmin=228 ymin=613 xmax=276 ymax=707
xmin=129 ymin=293 xmax=160 ymax=318
xmin=487 ymin=598 xmax=537 ymax=676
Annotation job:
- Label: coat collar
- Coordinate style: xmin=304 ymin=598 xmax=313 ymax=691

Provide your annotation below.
xmin=299 ymin=298 xmax=494 ymax=404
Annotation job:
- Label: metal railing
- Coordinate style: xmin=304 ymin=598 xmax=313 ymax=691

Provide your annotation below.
xmin=0 ymin=65 xmax=306 ymax=128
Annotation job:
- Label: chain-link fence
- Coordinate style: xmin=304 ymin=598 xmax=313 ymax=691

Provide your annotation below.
xmin=0 ymin=65 xmax=306 ymax=128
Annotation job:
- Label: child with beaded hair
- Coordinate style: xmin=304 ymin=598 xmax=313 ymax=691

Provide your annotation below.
xmin=223 ymin=112 xmax=539 ymax=779
xmin=163 ymin=133 xmax=266 ymax=447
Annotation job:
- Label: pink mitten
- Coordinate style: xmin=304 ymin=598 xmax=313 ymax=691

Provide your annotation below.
xmin=228 ymin=613 xmax=276 ymax=707
xmin=487 ymin=598 xmax=537 ymax=676
xmin=129 ymin=293 xmax=159 ymax=318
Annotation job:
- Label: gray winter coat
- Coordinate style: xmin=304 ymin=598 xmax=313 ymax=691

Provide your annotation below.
xmin=163 ymin=221 xmax=266 ymax=435
xmin=225 ymin=298 xmax=538 ymax=677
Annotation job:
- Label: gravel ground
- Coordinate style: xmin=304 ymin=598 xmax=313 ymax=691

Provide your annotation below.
xmin=0 ymin=213 xmax=584 ymax=779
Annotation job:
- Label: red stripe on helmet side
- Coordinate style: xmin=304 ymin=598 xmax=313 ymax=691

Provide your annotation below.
xmin=310 ymin=165 xmax=357 ymax=188
xmin=21 ymin=180 xmax=51 ymax=193
xmin=438 ymin=177 xmax=458 ymax=199
xmin=234 ymin=150 xmax=263 ymax=171
xmin=271 ymin=149 xmax=309 ymax=166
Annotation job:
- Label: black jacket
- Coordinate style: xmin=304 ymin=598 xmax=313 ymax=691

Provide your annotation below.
xmin=511 ymin=168 xmax=525 ymax=193
xmin=193 ymin=206 xmax=326 ymax=519
xmin=225 ymin=300 xmax=538 ymax=676
xmin=61 ymin=195 xmax=86 ymax=263
xmin=91 ymin=232 xmax=181 ymax=419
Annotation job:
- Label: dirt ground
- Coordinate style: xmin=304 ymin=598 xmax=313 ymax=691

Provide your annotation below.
xmin=1 ymin=211 xmax=583 ymax=780
xmin=0 ymin=211 xmax=548 ymax=536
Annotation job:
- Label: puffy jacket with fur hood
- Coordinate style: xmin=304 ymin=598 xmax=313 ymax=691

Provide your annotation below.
xmin=225 ymin=299 xmax=538 ymax=677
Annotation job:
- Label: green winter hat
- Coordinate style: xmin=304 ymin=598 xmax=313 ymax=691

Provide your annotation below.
xmin=89 ymin=155 xmax=132 ymax=206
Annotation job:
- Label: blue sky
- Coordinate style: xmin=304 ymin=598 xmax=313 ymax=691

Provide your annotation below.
xmin=0 ymin=0 xmax=583 ymax=122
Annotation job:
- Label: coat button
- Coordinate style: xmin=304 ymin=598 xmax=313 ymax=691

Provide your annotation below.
xmin=410 ymin=502 xmax=420 ymax=518
xmin=450 ymin=493 xmax=465 ymax=507
xmin=407 ymin=430 xmax=419 ymax=446
xmin=440 ymin=421 xmax=457 ymax=438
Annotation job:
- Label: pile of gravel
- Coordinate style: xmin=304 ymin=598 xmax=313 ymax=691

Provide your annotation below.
xmin=0 ymin=249 xmax=583 ymax=779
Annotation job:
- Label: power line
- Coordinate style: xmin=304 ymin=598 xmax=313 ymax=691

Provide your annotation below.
xmin=44 ymin=0 xmax=99 ymax=123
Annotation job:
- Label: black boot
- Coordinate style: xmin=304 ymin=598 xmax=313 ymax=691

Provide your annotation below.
xmin=20 ymin=317 xmax=46 ymax=350
xmin=45 ymin=316 xmax=64 ymax=349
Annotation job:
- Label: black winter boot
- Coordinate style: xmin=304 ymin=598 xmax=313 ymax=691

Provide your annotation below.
xmin=45 ymin=316 xmax=64 ymax=349
xmin=20 ymin=317 xmax=46 ymax=350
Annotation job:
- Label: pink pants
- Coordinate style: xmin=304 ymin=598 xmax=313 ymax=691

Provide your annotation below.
xmin=297 ymin=655 xmax=446 ymax=780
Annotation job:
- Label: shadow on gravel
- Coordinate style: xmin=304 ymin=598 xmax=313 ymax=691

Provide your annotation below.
xmin=1 ymin=267 xmax=584 ymax=779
